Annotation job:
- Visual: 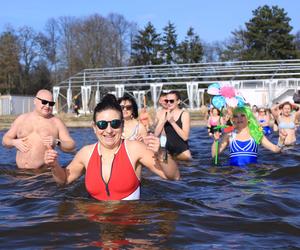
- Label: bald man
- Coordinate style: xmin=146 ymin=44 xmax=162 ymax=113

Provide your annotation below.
xmin=2 ymin=89 xmax=75 ymax=169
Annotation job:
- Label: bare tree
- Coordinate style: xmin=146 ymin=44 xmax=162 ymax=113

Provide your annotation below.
xmin=107 ymin=13 xmax=135 ymax=66
xmin=18 ymin=26 xmax=41 ymax=93
xmin=41 ymin=18 xmax=61 ymax=83
xmin=56 ymin=16 xmax=79 ymax=77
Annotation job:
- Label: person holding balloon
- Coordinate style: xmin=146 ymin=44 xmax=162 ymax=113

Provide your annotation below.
xmin=208 ymin=83 xmax=287 ymax=168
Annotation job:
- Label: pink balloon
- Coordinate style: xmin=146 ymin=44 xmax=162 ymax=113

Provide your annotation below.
xmin=220 ymin=86 xmax=236 ymax=98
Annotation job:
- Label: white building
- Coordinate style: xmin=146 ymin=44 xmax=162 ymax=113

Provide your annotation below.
xmin=0 ymin=95 xmax=34 ymax=115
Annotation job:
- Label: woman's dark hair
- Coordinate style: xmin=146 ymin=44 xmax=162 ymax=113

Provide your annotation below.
xmin=159 ymin=91 xmax=167 ymax=98
xmin=118 ymin=95 xmax=139 ymax=119
xmin=211 ymin=107 xmax=220 ymax=115
xmin=168 ymin=90 xmax=181 ymax=100
xmin=279 ymin=101 xmax=293 ymax=110
xmin=93 ymin=94 xmax=123 ymax=122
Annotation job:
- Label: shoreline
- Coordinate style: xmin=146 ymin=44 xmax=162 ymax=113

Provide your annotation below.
xmin=0 ymin=112 xmax=207 ymax=131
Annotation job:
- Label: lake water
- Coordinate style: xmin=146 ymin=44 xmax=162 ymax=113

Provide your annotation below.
xmin=0 ymin=127 xmax=300 ymax=249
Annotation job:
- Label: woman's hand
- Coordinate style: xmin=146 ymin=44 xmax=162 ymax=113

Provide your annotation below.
xmin=135 ymin=134 xmax=144 ymax=142
xmin=44 ymin=147 xmax=58 ymax=166
xmin=213 ymin=131 xmax=221 ymax=141
xmin=166 ymin=111 xmax=175 ymax=124
xmin=143 ymin=135 xmax=160 ymax=153
xmin=279 ymin=129 xmax=288 ymax=143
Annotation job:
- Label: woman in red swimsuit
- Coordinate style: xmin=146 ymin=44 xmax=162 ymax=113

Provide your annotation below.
xmin=44 ymin=94 xmax=179 ymax=201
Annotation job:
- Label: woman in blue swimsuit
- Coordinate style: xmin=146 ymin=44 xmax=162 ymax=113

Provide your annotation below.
xmin=211 ymin=106 xmax=287 ymax=167
xmin=257 ymin=107 xmax=272 ymax=135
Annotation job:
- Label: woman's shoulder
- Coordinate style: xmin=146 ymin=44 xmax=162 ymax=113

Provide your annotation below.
xmin=74 ymin=143 xmax=97 ymax=166
xmin=124 ymin=139 xmax=146 ymax=154
xmin=179 ymin=109 xmax=190 ymax=118
xmin=125 ymin=139 xmax=144 ymax=147
xmin=78 ymin=143 xmax=97 ymax=154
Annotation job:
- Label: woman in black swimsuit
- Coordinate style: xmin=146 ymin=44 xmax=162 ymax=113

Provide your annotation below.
xmin=154 ymin=91 xmax=191 ymax=161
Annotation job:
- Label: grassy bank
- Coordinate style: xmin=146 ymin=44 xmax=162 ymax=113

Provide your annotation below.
xmin=0 ymin=110 xmax=207 ymax=131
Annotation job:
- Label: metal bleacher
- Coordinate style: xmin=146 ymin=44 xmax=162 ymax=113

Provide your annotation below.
xmin=53 ymin=59 xmax=300 ymax=113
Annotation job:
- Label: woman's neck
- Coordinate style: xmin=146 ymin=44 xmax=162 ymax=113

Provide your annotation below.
xmin=124 ymin=117 xmax=136 ymax=123
xmin=236 ymin=126 xmax=249 ymax=134
xmin=99 ymin=140 xmax=121 ymax=156
xmin=169 ymin=107 xmax=180 ymax=113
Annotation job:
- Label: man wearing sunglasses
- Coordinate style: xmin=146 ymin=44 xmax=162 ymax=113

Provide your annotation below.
xmin=2 ymin=89 xmax=75 ymax=169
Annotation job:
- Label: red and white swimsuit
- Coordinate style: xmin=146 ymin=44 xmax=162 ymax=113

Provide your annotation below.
xmin=85 ymin=140 xmax=141 ymax=201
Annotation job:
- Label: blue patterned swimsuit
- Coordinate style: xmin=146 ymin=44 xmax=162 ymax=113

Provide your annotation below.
xmin=229 ymin=132 xmax=258 ymax=167
xmin=259 ymin=119 xmax=272 ymax=135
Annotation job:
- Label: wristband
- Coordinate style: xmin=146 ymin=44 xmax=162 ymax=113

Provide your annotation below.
xmin=277 ymin=142 xmax=284 ymax=149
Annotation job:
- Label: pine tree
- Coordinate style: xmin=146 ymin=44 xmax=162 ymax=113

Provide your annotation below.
xmin=294 ymin=31 xmax=300 ymax=55
xmin=222 ymin=28 xmax=248 ymax=61
xmin=130 ymin=22 xmax=162 ymax=65
xmin=0 ymin=29 xmax=20 ymax=94
xmin=161 ymin=21 xmax=178 ymax=64
xmin=177 ymin=27 xmax=203 ymax=63
xmin=244 ymin=5 xmax=297 ymax=60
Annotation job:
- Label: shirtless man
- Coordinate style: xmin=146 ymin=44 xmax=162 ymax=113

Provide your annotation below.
xmin=2 ymin=89 xmax=76 ymax=169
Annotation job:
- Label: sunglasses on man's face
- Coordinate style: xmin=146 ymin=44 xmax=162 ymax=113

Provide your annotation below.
xmin=164 ymin=99 xmax=175 ymax=104
xmin=36 ymin=97 xmax=55 ymax=107
xmin=120 ymin=105 xmax=132 ymax=111
xmin=96 ymin=119 xmax=123 ymax=130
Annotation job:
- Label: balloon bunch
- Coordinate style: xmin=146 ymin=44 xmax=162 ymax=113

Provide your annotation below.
xmin=207 ymin=83 xmax=246 ymax=164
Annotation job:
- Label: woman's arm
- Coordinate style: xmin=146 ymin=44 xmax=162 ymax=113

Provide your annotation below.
xmin=293 ymin=103 xmax=300 ymax=121
xmin=260 ymin=136 xmax=281 ymax=153
xmin=271 ymin=103 xmax=280 ymax=121
xmin=261 ymin=129 xmax=287 ymax=153
xmin=130 ymin=137 xmax=180 ymax=180
xmin=138 ymin=122 xmax=148 ymax=137
xmin=167 ymin=111 xmax=190 ymax=141
xmin=207 ymin=116 xmax=211 ymax=134
xmin=45 ymin=145 xmax=88 ymax=185
xmin=211 ymin=132 xmax=229 ymax=157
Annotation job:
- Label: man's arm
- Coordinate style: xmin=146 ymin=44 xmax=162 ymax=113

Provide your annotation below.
xmin=154 ymin=110 xmax=167 ymax=137
xmin=2 ymin=115 xmax=29 ymax=152
xmin=55 ymin=118 xmax=76 ymax=152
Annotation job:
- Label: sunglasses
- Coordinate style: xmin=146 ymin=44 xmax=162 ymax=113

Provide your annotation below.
xmin=164 ymin=99 xmax=175 ymax=104
xmin=233 ymin=113 xmax=246 ymax=119
xmin=120 ymin=105 xmax=132 ymax=111
xmin=96 ymin=119 xmax=123 ymax=130
xmin=36 ymin=97 xmax=55 ymax=107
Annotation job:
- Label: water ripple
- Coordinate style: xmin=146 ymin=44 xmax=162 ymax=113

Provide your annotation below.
xmin=0 ymin=127 xmax=300 ymax=248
